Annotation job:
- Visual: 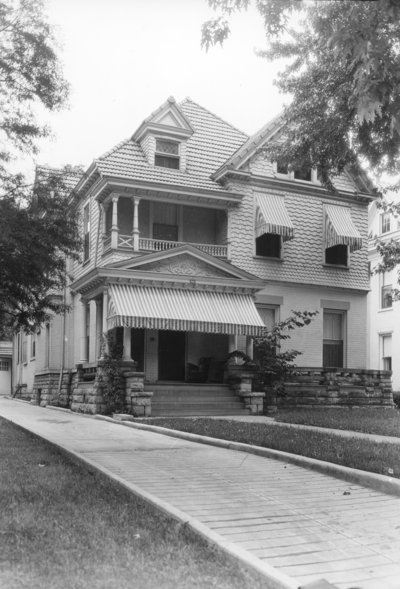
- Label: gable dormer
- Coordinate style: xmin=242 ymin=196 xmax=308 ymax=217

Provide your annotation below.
xmin=132 ymin=96 xmax=194 ymax=172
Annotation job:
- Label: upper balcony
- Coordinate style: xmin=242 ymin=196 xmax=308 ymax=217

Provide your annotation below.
xmin=101 ymin=196 xmax=229 ymax=259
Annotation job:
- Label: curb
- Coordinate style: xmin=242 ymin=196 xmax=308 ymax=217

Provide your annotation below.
xmin=91 ymin=414 xmax=400 ymax=499
xmin=1 ymin=409 xmax=299 ymax=589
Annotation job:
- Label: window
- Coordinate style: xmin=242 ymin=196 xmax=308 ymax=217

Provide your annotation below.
xmin=155 ymin=139 xmax=179 ymax=169
xmin=323 ymin=311 xmax=345 ymax=368
xmin=17 ymin=332 xmax=21 ymax=363
xmin=152 ymin=202 xmax=178 ymax=242
xmin=381 ymin=212 xmax=390 ymax=234
xmin=31 ymin=333 xmax=36 ymax=358
xmin=294 ymin=168 xmax=312 ymax=182
xmin=83 ymin=203 xmax=90 ymax=262
xmin=255 ymin=233 xmax=281 ymax=258
xmin=276 ymin=162 xmax=288 ymax=175
xmin=325 ymin=244 xmax=348 ymax=266
xmin=382 ymin=335 xmax=392 ymax=371
xmin=254 ymin=306 xmax=278 ymax=364
xmin=45 ymin=324 xmax=50 ymax=367
xmin=0 ymin=361 xmax=9 ymax=371
xmin=22 ymin=340 xmax=27 ymax=363
xmin=381 ymin=272 xmax=392 ymax=309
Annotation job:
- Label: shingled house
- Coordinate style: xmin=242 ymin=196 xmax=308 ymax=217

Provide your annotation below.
xmin=13 ymin=97 xmax=392 ymax=415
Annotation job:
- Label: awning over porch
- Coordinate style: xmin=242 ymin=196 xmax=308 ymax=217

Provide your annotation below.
xmin=325 ymin=205 xmax=363 ymax=252
xmin=255 ymin=193 xmax=295 ymax=241
xmin=107 ymin=284 xmax=266 ymax=336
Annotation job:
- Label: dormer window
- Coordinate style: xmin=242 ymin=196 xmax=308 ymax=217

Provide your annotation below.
xmin=155 ymin=139 xmax=180 ymax=169
xmin=294 ymin=168 xmax=312 ymax=181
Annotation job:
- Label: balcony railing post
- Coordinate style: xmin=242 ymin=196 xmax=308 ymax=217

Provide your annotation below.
xmin=132 ymin=196 xmax=141 ymax=251
xmin=111 ymin=195 xmax=119 ymax=249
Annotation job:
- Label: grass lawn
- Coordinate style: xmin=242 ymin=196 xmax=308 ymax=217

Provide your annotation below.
xmin=275 ymin=407 xmax=400 ymax=438
xmin=136 ymin=417 xmax=400 ymax=480
xmin=0 ymin=418 xmax=266 ymax=589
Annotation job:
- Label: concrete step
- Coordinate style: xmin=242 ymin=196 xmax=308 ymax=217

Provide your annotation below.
xmin=152 ymin=392 xmax=235 ymax=400
xmin=151 ymin=402 xmax=246 ymax=411
xmin=152 ymin=397 xmax=244 ymax=405
xmin=151 ymin=408 xmax=250 ymax=417
xmin=145 ymin=385 xmax=229 ymax=393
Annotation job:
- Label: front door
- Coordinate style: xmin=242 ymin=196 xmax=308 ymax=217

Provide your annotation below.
xmin=158 ymin=330 xmax=186 ymax=381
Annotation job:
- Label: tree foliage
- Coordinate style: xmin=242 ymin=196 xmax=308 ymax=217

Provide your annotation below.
xmin=0 ymin=1 xmax=81 ymax=336
xmin=202 ymin=0 xmax=400 ymax=192
xmin=253 ymin=310 xmax=318 ymax=398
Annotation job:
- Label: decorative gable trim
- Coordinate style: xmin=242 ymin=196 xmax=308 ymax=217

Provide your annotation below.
xmin=132 ymin=96 xmax=194 ymax=143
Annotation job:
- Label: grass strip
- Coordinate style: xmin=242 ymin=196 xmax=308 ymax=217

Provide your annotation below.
xmin=0 ymin=417 xmax=266 ymax=589
xmin=275 ymin=407 xmax=400 ymax=438
xmin=135 ymin=417 xmax=400 ymax=480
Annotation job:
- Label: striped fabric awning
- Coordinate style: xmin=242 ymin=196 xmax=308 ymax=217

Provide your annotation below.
xmin=255 ymin=193 xmax=295 ymax=241
xmin=325 ymin=205 xmax=363 ymax=252
xmin=108 ymin=284 xmax=266 ymax=336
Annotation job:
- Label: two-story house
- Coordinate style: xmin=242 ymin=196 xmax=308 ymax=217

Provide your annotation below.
xmin=13 ymin=96 xmax=382 ymax=415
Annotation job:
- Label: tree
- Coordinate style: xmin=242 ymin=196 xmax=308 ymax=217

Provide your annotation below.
xmin=253 ymin=310 xmax=318 ymax=400
xmin=202 ymin=0 xmax=400 ymax=192
xmin=0 ymin=1 xmax=81 ymax=335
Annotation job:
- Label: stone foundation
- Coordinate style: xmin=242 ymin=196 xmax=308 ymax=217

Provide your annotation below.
xmin=31 ymin=371 xmax=72 ymax=407
xmin=280 ymin=368 xmax=394 ymax=408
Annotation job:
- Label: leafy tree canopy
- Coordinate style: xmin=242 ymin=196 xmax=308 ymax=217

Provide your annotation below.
xmin=202 ymin=0 xmax=400 ymax=192
xmin=0 ymin=0 xmax=81 ymax=337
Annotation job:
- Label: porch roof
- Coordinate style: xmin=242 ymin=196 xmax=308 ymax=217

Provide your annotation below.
xmin=108 ymin=284 xmax=266 ymax=336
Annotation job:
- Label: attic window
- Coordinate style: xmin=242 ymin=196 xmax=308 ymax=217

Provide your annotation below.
xmin=155 ymin=140 xmax=179 ymax=170
xmin=294 ymin=168 xmax=312 ymax=181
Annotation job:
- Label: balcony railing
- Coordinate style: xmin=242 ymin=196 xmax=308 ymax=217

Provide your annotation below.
xmin=139 ymin=238 xmax=228 ymax=258
xmin=103 ymin=234 xmax=228 ymax=258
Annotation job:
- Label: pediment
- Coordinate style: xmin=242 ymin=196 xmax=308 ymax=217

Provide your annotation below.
xmin=154 ymin=111 xmax=183 ymax=129
xmin=137 ymin=254 xmax=233 ymax=278
xmin=132 ymin=96 xmax=194 ymax=142
xmin=108 ymin=245 xmax=263 ymax=282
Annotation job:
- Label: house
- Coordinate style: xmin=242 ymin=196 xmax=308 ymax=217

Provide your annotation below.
xmin=0 ymin=341 xmax=12 ymax=395
xmin=368 ymin=193 xmax=399 ymax=391
xmin=12 ymin=96 xmax=391 ymax=415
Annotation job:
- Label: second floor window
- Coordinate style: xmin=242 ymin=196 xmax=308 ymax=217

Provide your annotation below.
xmin=381 ymin=285 xmax=392 ymax=309
xmin=381 ymin=212 xmax=390 ymax=234
xmin=83 ymin=204 xmax=90 ymax=262
xmin=155 ymin=140 xmax=180 ymax=169
xmin=255 ymin=233 xmax=281 ymax=258
xmin=325 ymin=244 xmax=348 ymax=266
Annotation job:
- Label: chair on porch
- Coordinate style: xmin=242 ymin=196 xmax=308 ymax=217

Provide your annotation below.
xmin=186 ymin=357 xmax=214 ymax=383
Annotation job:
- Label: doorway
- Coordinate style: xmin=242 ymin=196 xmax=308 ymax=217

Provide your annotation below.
xmin=158 ymin=330 xmax=186 ymax=381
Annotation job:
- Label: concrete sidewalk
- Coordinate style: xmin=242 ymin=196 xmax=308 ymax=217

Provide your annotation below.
xmin=1 ymin=398 xmax=400 ymax=589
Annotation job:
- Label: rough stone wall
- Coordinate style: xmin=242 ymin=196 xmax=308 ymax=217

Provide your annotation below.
xmin=31 ymin=371 xmax=72 ymax=407
xmin=279 ymin=368 xmax=393 ymax=408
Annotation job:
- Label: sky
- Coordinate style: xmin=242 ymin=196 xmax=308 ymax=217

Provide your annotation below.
xmin=33 ymin=0 xmax=289 ymax=173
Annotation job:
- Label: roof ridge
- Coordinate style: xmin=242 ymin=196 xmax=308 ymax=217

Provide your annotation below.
xmin=179 ymin=97 xmax=249 ymax=139
xmin=97 ymin=138 xmax=131 ymax=161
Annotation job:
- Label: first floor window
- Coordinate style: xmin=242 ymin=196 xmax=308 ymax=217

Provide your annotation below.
xmin=255 ymin=233 xmax=281 ymax=258
xmin=22 ymin=341 xmax=27 ymax=363
xmin=31 ymin=333 xmax=36 ymax=358
xmin=0 ymin=361 xmax=9 ymax=371
xmin=382 ymin=335 xmax=392 ymax=371
xmin=323 ymin=311 xmax=345 ymax=368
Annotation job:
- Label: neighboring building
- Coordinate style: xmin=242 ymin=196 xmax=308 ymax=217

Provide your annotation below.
xmin=13 ymin=97 xmax=381 ymax=413
xmin=0 ymin=341 xmax=12 ymax=395
xmin=368 ymin=193 xmax=399 ymax=390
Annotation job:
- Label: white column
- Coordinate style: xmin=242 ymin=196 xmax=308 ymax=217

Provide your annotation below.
xmin=246 ymin=336 xmax=253 ymax=359
xmin=226 ymin=206 xmax=232 ymax=260
xmin=228 ymin=335 xmax=238 ymax=353
xmin=122 ymin=326 xmax=132 ymax=361
xmin=102 ymin=202 xmax=109 ymax=237
xmin=101 ymin=288 xmax=109 ymax=357
xmin=95 ymin=300 xmax=102 ymax=359
xmin=80 ymin=299 xmax=89 ymax=363
xmin=132 ymin=197 xmax=141 ymax=251
xmin=111 ymin=195 xmax=119 ymax=249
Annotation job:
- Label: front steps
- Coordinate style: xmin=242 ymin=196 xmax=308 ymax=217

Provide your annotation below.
xmin=145 ymin=383 xmax=250 ymax=417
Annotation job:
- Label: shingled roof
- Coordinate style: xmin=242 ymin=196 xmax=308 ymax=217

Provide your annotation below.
xmin=94 ymin=98 xmax=248 ymax=194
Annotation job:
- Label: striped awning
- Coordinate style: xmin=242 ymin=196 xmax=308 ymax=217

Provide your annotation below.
xmin=255 ymin=193 xmax=295 ymax=241
xmin=108 ymin=284 xmax=266 ymax=336
xmin=325 ymin=205 xmax=363 ymax=252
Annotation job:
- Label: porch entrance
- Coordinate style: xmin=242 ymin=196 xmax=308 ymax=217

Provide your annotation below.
xmin=158 ymin=330 xmax=186 ymax=381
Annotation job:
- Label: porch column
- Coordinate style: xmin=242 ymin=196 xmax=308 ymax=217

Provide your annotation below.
xmin=95 ymin=300 xmax=102 ymax=359
xmin=226 ymin=206 xmax=232 ymax=260
xmin=246 ymin=336 xmax=253 ymax=360
xmin=80 ymin=299 xmax=89 ymax=363
xmin=111 ymin=195 xmax=119 ymax=249
xmin=131 ymin=197 xmax=141 ymax=251
xmin=228 ymin=335 xmax=238 ymax=353
xmin=101 ymin=288 xmax=109 ymax=357
xmin=122 ymin=326 xmax=132 ymax=361
xmin=102 ymin=202 xmax=109 ymax=249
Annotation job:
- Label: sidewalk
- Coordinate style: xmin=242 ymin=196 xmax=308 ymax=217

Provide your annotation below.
xmin=1 ymin=397 xmax=400 ymax=589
